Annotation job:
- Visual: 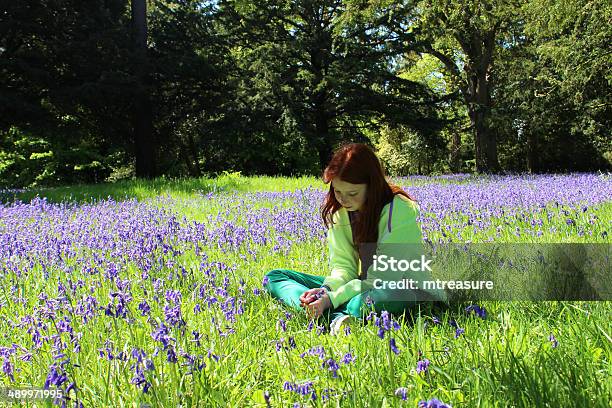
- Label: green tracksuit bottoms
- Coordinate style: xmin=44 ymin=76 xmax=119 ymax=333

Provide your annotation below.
xmin=264 ymin=269 xmax=417 ymax=325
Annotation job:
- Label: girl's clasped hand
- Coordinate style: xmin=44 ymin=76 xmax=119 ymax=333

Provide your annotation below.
xmin=299 ymin=288 xmax=331 ymax=319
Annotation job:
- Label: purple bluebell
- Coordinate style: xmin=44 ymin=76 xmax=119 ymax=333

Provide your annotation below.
xmin=322 ymin=358 xmax=340 ymax=377
xmin=43 ymin=361 xmax=68 ymax=389
xmin=340 ymin=353 xmax=355 ymax=364
xmin=549 ymin=333 xmax=559 ymax=348
xmin=138 ymin=301 xmax=150 ymax=316
xmin=465 ymin=305 xmax=487 ymax=319
xmin=395 ymin=387 xmax=408 ymax=400
xmin=389 ymin=338 xmax=400 ymax=355
xmin=2 ymin=357 xmax=14 ymax=382
xmin=307 ymin=320 xmax=314 ymax=331
xmin=283 ymin=381 xmax=316 ymax=399
xmin=418 ymin=397 xmax=452 ymax=408
xmin=264 ymin=390 xmax=271 ymax=407
xmin=455 ymin=328 xmax=465 ymax=338
xmin=416 ymin=358 xmax=430 ymax=374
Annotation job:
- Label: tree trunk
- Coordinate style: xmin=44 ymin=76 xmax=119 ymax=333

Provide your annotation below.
xmin=131 ymin=0 xmax=155 ymax=178
xmin=186 ymin=133 xmax=202 ymax=177
xmin=526 ymin=128 xmax=537 ymax=173
xmin=457 ymin=27 xmax=499 ymax=174
xmin=314 ymin=107 xmax=332 ymax=170
xmin=449 ymin=130 xmax=461 ymax=172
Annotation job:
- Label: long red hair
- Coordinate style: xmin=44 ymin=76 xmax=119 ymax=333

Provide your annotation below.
xmin=320 ymin=143 xmax=415 ymax=245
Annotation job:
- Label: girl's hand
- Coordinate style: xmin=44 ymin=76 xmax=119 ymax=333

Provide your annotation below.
xmin=304 ymin=292 xmax=332 ymax=319
xmin=299 ymin=288 xmax=325 ymax=306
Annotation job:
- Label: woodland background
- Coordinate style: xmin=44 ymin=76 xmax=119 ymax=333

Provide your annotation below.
xmin=1 ymin=0 xmax=610 ymax=187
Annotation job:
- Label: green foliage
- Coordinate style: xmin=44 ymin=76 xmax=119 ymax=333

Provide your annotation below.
xmin=491 ymin=0 xmax=611 ymax=172
xmin=0 ymin=126 xmax=117 ymax=188
xmin=376 ymin=125 xmax=449 ymax=175
xmin=221 ymin=0 xmax=444 ymax=169
xmin=0 ymin=0 xmax=610 ymax=186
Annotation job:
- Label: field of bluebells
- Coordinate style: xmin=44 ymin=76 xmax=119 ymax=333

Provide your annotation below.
xmin=0 ymin=173 xmax=610 ymax=407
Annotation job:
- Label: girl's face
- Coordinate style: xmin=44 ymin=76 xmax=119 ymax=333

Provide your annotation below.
xmin=331 ymin=177 xmax=367 ymax=211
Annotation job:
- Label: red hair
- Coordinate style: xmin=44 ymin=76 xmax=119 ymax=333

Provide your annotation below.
xmin=320 ymin=143 xmax=415 ymax=245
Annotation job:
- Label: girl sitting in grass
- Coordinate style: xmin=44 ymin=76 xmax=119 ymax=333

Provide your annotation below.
xmin=264 ymin=143 xmax=444 ymax=334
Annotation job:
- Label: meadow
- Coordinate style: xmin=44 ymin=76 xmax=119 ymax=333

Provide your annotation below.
xmin=0 ymin=172 xmax=610 ymax=407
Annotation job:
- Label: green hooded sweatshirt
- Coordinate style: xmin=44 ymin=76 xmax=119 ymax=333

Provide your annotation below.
xmin=322 ymin=194 xmax=445 ymax=308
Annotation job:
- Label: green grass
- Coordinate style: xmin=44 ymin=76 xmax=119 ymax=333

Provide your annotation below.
xmin=0 ymin=175 xmax=610 ymax=407
xmin=0 ymin=173 xmax=499 ymax=204
xmin=0 ymin=173 xmax=327 ymax=204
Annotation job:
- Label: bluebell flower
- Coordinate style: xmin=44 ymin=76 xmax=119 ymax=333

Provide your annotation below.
xmin=137 ymin=301 xmax=150 ymax=316
xmin=322 ymin=358 xmax=340 ymax=378
xmin=2 ymin=357 xmax=14 ymax=382
xmin=389 ymin=338 xmax=400 ymax=355
xmin=418 ymin=397 xmax=452 ymax=407
xmin=340 ymin=353 xmax=355 ymax=364
xmin=548 ymin=333 xmax=558 ymax=348
xmin=300 ymin=345 xmax=325 ymax=360
xmin=465 ymin=305 xmax=487 ymax=319
xmin=166 ymin=347 xmax=177 ymax=363
xmin=454 ymin=328 xmax=465 ymax=338
xmin=416 ymin=358 xmax=430 ymax=374
xmin=192 ymin=330 xmax=202 ymax=347
xmin=66 ymin=382 xmax=76 ymax=394
xmin=43 ymin=362 xmax=68 ymax=389
xmin=283 ymin=381 xmax=316 ymax=399
xmin=394 ymin=387 xmax=408 ymax=400
xmin=288 ymin=337 xmax=296 ymax=349
xmin=264 ymin=390 xmax=271 ymax=407
xmin=130 ymin=367 xmax=151 ymax=393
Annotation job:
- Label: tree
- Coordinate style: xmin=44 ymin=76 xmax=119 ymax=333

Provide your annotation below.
xmin=491 ymin=0 xmax=611 ymax=172
xmin=0 ymin=0 xmax=134 ymax=186
xmin=412 ymin=0 xmax=522 ymax=173
xmin=131 ymin=0 xmax=156 ymax=178
xmin=220 ymin=0 xmax=443 ymax=170
xmin=341 ymin=0 xmax=517 ymax=172
xmin=147 ymin=1 xmax=241 ymax=177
